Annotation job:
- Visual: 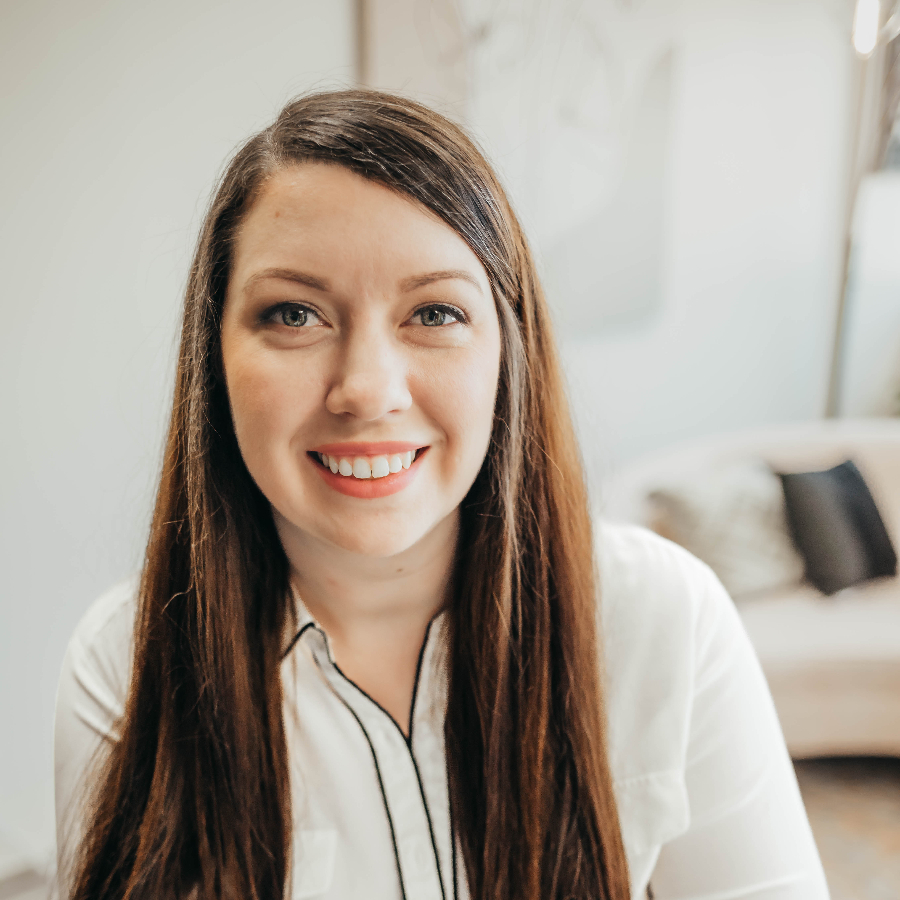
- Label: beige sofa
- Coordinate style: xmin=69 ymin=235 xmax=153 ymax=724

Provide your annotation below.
xmin=600 ymin=418 xmax=900 ymax=758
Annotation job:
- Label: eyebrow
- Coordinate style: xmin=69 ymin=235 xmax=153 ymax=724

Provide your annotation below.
xmin=400 ymin=269 xmax=483 ymax=293
xmin=243 ymin=267 xmax=483 ymax=295
xmin=244 ymin=268 xmax=331 ymax=292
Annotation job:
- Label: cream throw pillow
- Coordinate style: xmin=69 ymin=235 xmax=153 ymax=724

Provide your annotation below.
xmin=647 ymin=459 xmax=805 ymax=598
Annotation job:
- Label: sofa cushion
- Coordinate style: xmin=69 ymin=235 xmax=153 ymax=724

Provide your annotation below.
xmin=646 ymin=459 xmax=805 ymax=598
xmin=778 ymin=460 xmax=898 ymax=596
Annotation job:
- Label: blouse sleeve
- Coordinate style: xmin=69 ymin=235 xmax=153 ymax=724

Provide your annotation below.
xmin=54 ymin=580 xmax=135 ymax=897
xmin=648 ymin=564 xmax=830 ymax=899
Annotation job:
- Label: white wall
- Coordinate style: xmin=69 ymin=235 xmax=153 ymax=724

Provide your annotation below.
xmin=459 ymin=0 xmax=855 ymax=487
xmin=0 ymin=0 xmax=354 ymax=868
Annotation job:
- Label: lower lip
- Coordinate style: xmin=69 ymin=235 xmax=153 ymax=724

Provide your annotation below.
xmin=310 ymin=449 xmax=427 ymax=498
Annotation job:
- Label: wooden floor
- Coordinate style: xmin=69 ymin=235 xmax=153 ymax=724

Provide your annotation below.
xmin=795 ymin=756 xmax=900 ymax=900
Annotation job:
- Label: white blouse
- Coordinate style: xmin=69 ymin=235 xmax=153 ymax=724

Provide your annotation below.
xmin=54 ymin=523 xmax=830 ymax=899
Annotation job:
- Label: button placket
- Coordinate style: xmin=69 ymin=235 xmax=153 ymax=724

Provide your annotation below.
xmin=313 ymin=636 xmax=447 ymax=900
xmin=285 ymin=627 xmax=409 ymax=900
xmin=410 ymin=630 xmax=457 ymax=900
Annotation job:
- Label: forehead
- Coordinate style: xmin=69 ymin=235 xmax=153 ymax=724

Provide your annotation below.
xmin=230 ymin=163 xmax=491 ymax=290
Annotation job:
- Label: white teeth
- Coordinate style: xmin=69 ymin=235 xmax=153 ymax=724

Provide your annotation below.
xmin=319 ymin=450 xmax=421 ymax=479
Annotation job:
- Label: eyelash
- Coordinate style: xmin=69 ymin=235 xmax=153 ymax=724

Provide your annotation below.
xmin=262 ymin=303 xmax=322 ymax=328
xmin=410 ymin=303 xmax=467 ymax=327
xmin=261 ymin=302 xmax=468 ymax=328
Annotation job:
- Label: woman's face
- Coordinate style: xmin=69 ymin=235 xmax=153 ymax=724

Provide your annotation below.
xmin=221 ymin=163 xmax=502 ymax=559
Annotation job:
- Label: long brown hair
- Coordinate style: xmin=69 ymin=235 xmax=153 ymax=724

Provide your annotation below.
xmin=70 ymin=89 xmax=629 ymax=900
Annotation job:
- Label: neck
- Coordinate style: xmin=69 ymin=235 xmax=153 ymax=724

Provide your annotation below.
xmin=277 ymin=510 xmax=459 ymax=646
xmin=276 ymin=511 xmax=459 ymax=735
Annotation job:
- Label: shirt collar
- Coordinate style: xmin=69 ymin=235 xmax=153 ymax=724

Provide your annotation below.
xmin=281 ymin=586 xmax=451 ymax=710
xmin=280 ymin=585 xmax=319 ymax=658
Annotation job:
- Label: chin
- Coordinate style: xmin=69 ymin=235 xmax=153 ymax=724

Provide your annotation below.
xmin=272 ymin=504 xmax=426 ymax=559
xmin=324 ymin=521 xmax=430 ymax=559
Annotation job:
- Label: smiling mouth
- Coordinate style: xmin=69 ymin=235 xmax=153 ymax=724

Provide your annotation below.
xmin=309 ymin=448 xmax=427 ymax=480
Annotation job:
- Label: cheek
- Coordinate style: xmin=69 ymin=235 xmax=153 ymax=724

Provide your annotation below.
xmin=426 ymin=342 xmax=501 ymax=471
xmin=223 ymin=347 xmax=320 ymax=467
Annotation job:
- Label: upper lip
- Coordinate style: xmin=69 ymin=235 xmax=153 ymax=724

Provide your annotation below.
xmin=310 ymin=441 xmax=427 ymax=457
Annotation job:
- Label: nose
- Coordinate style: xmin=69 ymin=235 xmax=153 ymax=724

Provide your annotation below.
xmin=324 ymin=323 xmax=413 ymax=420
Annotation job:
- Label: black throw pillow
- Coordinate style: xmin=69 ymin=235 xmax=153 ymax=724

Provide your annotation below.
xmin=778 ymin=460 xmax=897 ymax=595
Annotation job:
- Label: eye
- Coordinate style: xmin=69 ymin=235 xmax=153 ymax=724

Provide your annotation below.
xmin=263 ymin=303 xmax=322 ymax=328
xmin=410 ymin=304 xmax=466 ymax=327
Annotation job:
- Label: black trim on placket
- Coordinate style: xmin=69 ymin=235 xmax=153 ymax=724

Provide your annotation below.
xmin=281 ymin=621 xmax=315 ymax=660
xmin=329 ymin=619 xmax=448 ymax=900
xmin=313 ymin=648 xmax=409 ymax=900
xmin=286 ymin=614 xmax=452 ymax=900
xmin=406 ymin=618 xmax=433 ymax=744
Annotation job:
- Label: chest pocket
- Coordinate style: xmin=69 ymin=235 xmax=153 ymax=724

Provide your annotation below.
xmin=293 ymin=829 xmax=338 ymax=898
xmin=614 ymin=771 xmax=689 ymax=897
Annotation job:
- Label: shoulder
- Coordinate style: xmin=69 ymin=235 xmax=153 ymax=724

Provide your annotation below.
xmin=595 ymin=523 xmax=740 ymax=873
xmin=66 ymin=575 xmax=139 ymax=668
xmin=71 ymin=575 xmax=140 ymax=641
xmin=596 ymin=519 xmax=718 ymax=609
xmin=57 ymin=575 xmax=140 ymax=738
xmin=594 ymin=521 xmax=732 ymax=774
xmin=596 ymin=521 xmax=723 ymax=661
xmin=54 ymin=579 xmax=140 ymax=889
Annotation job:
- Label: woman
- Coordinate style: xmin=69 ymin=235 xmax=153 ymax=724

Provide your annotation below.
xmin=54 ymin=90 xmax=828 ymax=900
